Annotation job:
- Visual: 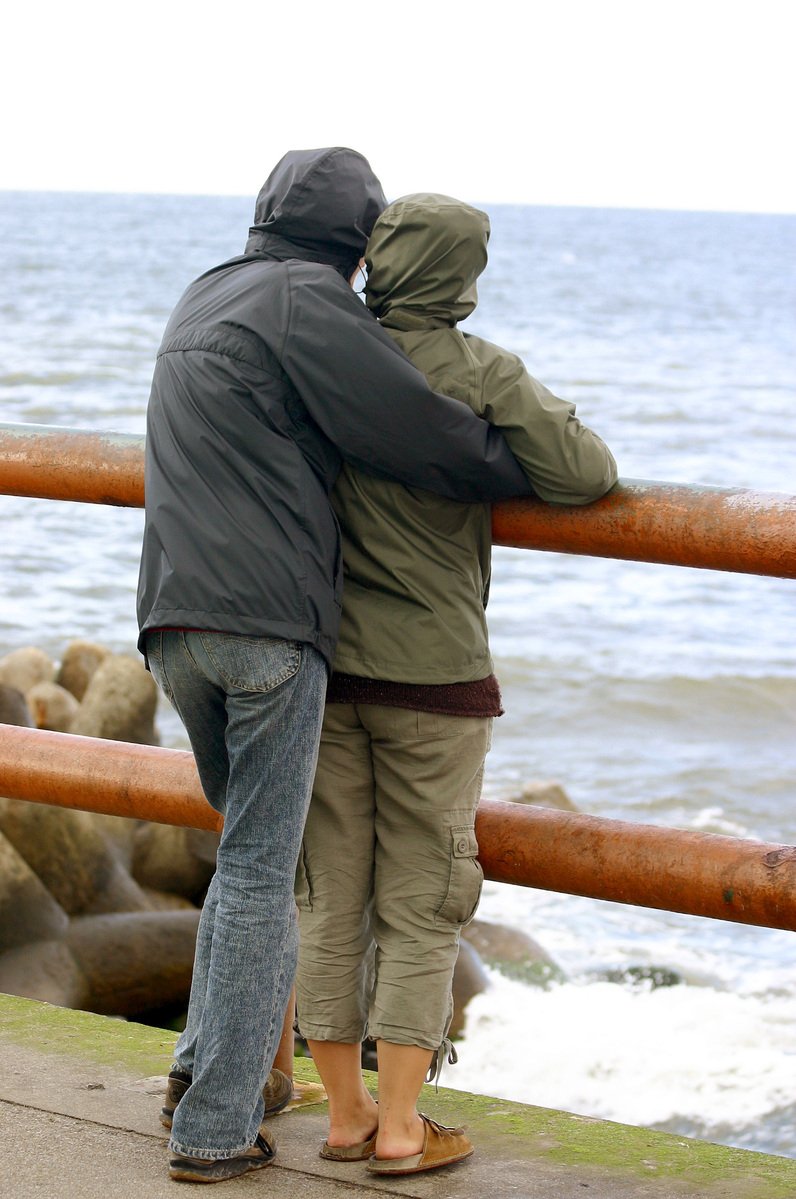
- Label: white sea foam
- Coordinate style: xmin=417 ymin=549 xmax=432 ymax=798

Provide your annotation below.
xmin=448 ymin=971 xmax=796 ymax=1136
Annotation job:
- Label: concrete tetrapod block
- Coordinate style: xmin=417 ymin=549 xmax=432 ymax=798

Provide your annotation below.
xmin=0 ymin=683 xmax=33 ymax=726
xmin=0 ymin=799 xmax=151 ymax=917
xmin=0 ymin=939 xmax=89 ymax=1008
xmin=64 ymin=908 xmax=200 ymax=1016
xmin=0 ymin=831 xmax=70 ymax=951
xmin=25 ymin=680 xmax=80 ymax=732
xmin=0 ymin=646 xmax=56 ymax=694
xmin=70 ymin=654 xmax=159 ymax=745
xmin=131 ymin=823 xmax=216 ymax=902
xmin=55 ymin=639 xmax=110 ymax=701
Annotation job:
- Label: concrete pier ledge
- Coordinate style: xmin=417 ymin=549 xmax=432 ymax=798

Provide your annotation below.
xmin=1 ymin=993 xmax=794 ymax=1198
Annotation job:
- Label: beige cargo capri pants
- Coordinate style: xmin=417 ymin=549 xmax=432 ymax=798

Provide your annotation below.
xmin=295 ymin=702 xmax=492 ymax=1053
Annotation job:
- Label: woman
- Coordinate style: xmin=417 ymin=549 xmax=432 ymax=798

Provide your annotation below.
xmin=295 ymin=193 xmax=617 ymax=1175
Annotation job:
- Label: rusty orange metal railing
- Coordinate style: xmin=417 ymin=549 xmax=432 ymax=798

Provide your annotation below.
xmin=2 ymin=421 xmax=795 ymax=577
xmin=1 ymin=420 xmax=795 ymax=932
xmin=1 ymin=724 xmax=795 ymax=932
xmin=0 ymin=423 xmax=145 ymax=507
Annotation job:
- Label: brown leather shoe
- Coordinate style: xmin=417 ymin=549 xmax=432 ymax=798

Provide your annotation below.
xmin=161 ymin=1067 xmax=293 ymax=1129
xmin=366 ymin=1113 xmax=473 ymax=1175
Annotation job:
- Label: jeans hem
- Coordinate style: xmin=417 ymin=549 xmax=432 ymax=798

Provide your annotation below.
xmin=169 ymin=1136 xmax=255 ymax=1161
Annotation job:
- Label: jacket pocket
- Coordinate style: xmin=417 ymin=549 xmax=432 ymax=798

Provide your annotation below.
xmin=435 ymin=825 xmax=483 ymax=926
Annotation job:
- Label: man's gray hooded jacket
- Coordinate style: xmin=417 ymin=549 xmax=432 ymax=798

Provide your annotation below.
xmin=136 ymin=148 xmax=531 ymax=667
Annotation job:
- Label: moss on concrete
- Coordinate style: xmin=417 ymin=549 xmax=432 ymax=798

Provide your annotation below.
xmin=3 ymin=992 xmax=795 ymax=1197
xmin=422 ymin=1087 xmax=796 ymax=1195
xmin=0 ymin=992 xmax=324 ymax=1086
xmin=0 ymin=991 xmax=178 ymax=1077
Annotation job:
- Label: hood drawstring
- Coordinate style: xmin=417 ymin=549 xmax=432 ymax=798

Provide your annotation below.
xmin=426 ymin=1037 xmax=458 ymax=1091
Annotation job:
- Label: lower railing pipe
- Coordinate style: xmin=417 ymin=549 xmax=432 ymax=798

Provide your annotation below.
xmin=0 ymin=725 xmax=219 ymax=832
xmin=1 ymin=725 xmax=795 ymax=932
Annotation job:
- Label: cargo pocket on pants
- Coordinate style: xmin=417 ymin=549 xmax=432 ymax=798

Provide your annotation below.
xmin=435 ymin=826 xmax=483 ymax=926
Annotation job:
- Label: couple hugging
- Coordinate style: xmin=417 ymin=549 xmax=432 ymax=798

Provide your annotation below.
xmin=137 ymin=146 xmax=616 ymax=1183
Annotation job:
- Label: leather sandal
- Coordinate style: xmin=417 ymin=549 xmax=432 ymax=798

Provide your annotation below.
xmin=366 ymin=1113 xmax=473 ymax=1175
xmin=169 ymin=1125 xmax=276 ymax=1183
xmin=320 ymin=1130 xmax=378 ymax=1161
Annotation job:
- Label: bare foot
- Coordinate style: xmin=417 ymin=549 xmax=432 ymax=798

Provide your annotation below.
xmin=325 ymin=1096 xmax=379 ymax=1149
xmin=374 ymin=1111 xmax=425 ymax=1160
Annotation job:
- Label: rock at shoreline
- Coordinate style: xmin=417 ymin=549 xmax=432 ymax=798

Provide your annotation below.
xmin=0 ymin=794 xmax=203 ymax=1019
xmin=0 ymin=939 xmax=89 ymax=1009
xmin=0 ymin=638 xmax=197 ymax=1023
xmin=26 ymin=681 xmax=80 ymax=732
xmin=0 ymin=647 xmax=55 ymax=695
xmin=132 ymin=824 xmax=218 ymax=903
xmin=462 ymin=917 xmax=566 ymax=986
xmin=1 ymin=641 xmax=162 ymax=746
xmin=141 ymin=888 xmax=200 ymax=912
xmin=89 ymin=813 xmax=139 ymax=871
xmin=70 ymin=654 xmax=159 ymax=745
xmin=0 ymin=909 xmax=201 ymax=1016
xmin=56 ymin=639 xmax=110 ymax=701
xmin=185 ymin=827 xmax=223 ymax=866
xmin=0 ymin=832 xmax=70 ymax=951
xmin=65 ymin=909 xmax=201 ymax=1016
xmin=0 ymin=635 xmax=574 ymax=1035
xmin=0 ymin=684 xmax=33 ymax=727
xmin=508 ymin=780 xmax=579 ymax=811
xmin=450 ymin=938 xmax=490 ymax=1037
xmin=0 ymin=799 xmax=151 ymax=917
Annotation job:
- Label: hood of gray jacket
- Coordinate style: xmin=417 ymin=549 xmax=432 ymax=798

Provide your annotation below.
xmin=245 ymin=147 xmax=386 ymax=275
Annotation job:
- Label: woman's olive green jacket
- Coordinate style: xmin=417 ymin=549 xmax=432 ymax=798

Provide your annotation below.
xmin=331 ymin=193 xmax=618 ymax=684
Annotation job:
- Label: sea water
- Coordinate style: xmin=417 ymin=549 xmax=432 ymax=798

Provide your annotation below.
xmin=1 ymin=191 xmax=794 ymax=1155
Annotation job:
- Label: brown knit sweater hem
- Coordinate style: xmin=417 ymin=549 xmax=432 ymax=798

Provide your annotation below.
xmin=325 ymin=672 xmax=503 ymax=717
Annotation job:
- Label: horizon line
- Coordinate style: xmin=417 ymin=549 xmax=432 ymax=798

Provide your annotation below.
xmin=1 ymin=185 xmax=795 ymax=220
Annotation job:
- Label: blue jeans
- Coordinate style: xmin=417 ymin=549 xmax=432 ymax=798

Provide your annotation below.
xmin=145 ymin=629 xmax=326 ymax=1159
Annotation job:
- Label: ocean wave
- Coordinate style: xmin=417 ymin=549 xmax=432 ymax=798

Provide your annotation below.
xmin=448 ymin=971 xmax=796 ymax=1152
xmin=0 ymin=370 xmax=114 ymax=387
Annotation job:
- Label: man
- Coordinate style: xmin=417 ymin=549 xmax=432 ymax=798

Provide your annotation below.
xmin=136 ymin=147 xmax=532 ymax=1183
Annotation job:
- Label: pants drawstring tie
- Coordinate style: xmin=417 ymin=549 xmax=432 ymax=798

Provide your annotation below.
xmin=426 ymin=1037 xmax=458 ymax=1091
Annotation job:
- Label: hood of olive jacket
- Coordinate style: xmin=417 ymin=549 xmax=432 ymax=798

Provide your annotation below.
xmin=245 ymin=147 xmax=386 ymax=276
xmin=332 ymin=193 xmax=617 ymax=683
xmin=365 ymin=193 xmax=490 ymax=330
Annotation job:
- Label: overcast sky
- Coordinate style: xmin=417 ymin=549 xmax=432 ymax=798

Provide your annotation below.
xmin=2 ymin=0 xmax=794 ymax=213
